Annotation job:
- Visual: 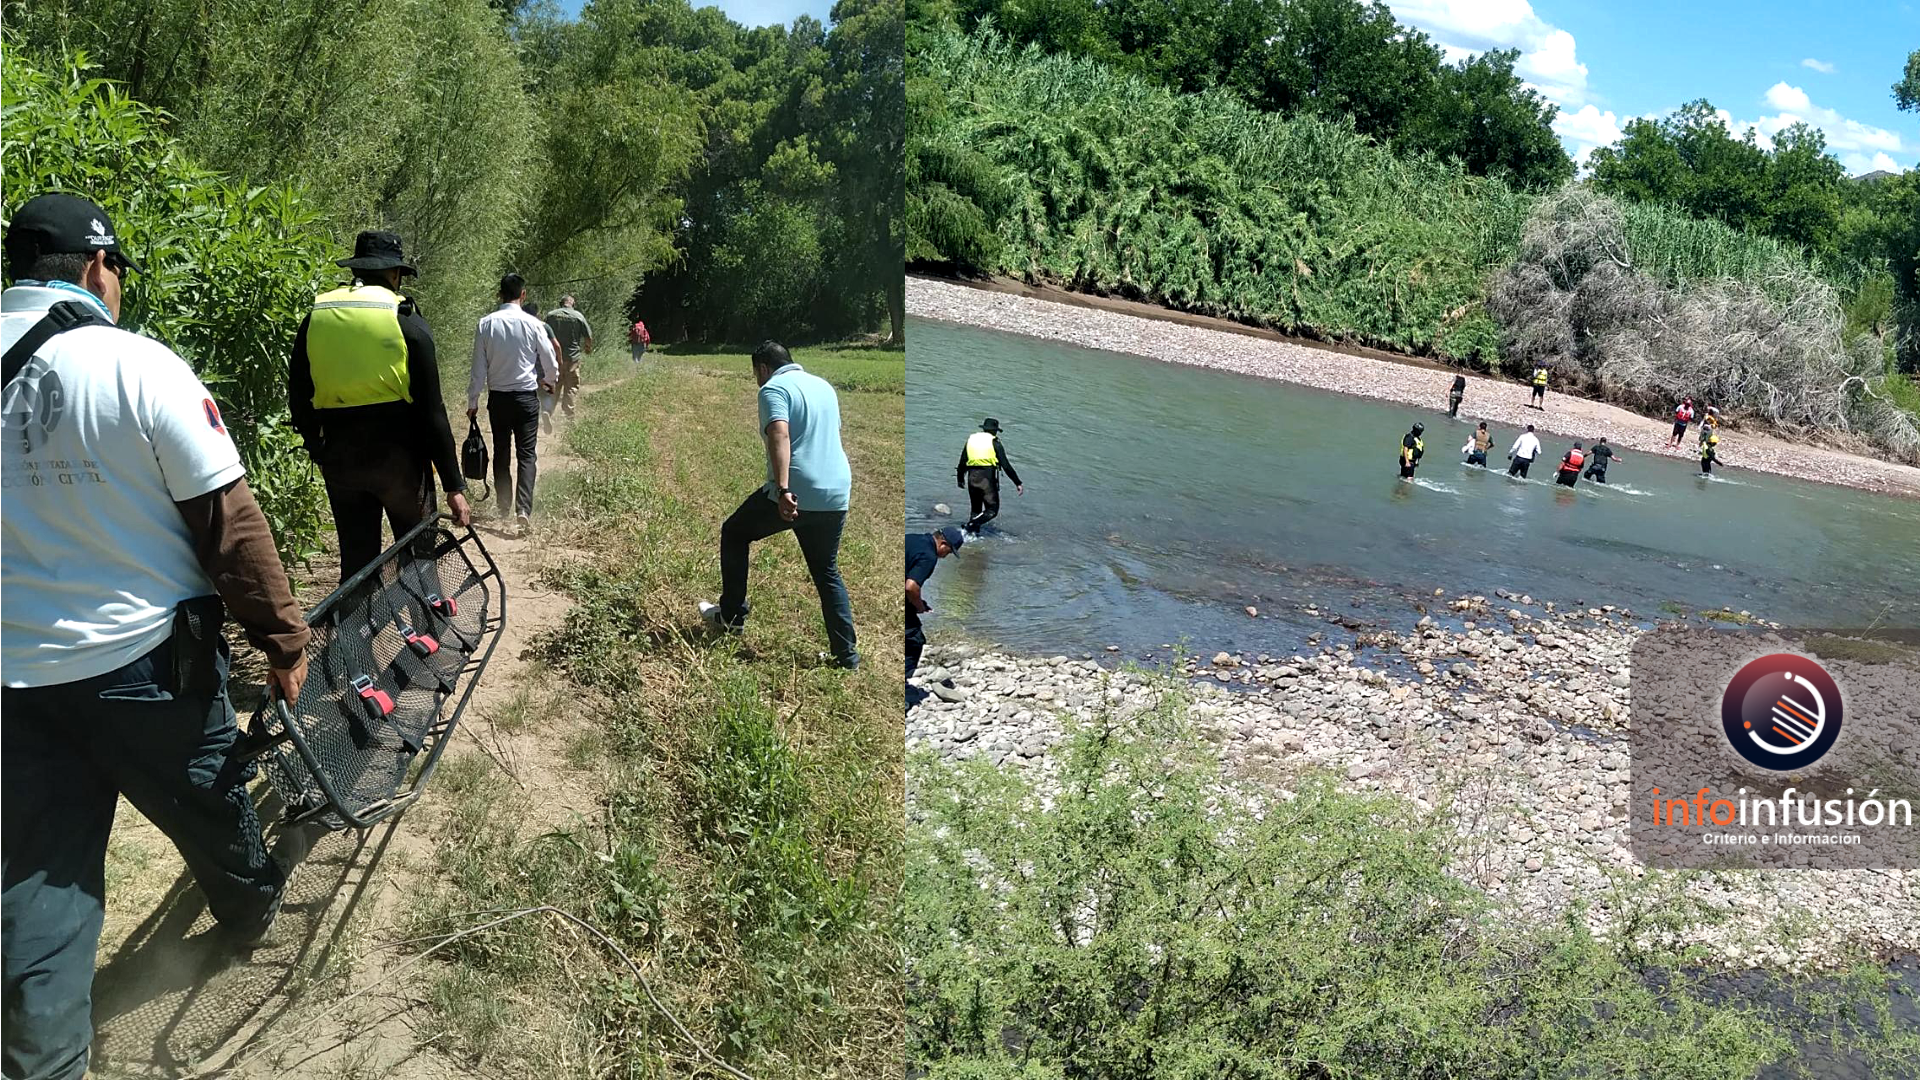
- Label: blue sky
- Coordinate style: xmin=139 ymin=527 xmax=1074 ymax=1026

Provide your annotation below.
xmin=1387 ymin=0 xmax=1920 ymax=175
xmin=555 ymin=0 xmax=835 ymax=28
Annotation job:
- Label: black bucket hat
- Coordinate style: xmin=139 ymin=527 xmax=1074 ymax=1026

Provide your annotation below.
xmin=981 ymin=418 xmax=1002 ymax=433
xmin=337 ymin=230 xmax=417 ymax=276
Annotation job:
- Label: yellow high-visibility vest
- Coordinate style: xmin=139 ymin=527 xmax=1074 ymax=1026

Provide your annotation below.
xmin=1532 ymin=367 xmax=1549 ymax=387
xmin=965 ymin=431 xmax=998 ymax=467
xmin=307 ymin=283 xmax=411 ymax=408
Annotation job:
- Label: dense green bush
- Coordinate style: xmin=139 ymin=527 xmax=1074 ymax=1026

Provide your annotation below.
xmin=2 ymin=44 xmax=331 ymax=563
xmin=908 ymin=675 xmax=1920 ymax=1079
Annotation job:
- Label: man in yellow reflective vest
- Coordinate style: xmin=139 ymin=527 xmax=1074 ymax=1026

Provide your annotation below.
xmin=955 ymin=417 xmax=1023 ymax=534
xmin=289 ymin=231 xmax=471 ymax=583
xmin=1530 ymin=364 xmax=1549 ymax=409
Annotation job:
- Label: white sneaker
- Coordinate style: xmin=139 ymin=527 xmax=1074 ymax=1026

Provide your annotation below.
xmin=516 ymin=514 xmax=531 ymax=536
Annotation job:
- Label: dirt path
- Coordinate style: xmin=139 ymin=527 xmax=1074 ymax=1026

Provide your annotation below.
xmin=911 ymin=275 xmax=1920 ymax=499
xmin=88 ymin=384 xmax=617 ymax=1080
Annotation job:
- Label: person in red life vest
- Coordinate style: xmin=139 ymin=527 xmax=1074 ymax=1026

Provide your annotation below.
xmin=1555 ymin=441 xmax=1586 ymax=487
xmin=628 ymin=318 xmax=650 ymax=364
xmin=1668 ymin=397 xmax=1695 ymax=448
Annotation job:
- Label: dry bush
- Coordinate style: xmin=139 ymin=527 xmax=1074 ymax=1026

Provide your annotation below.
xmin=1491 ymin=186 xmax=1920 ymax=462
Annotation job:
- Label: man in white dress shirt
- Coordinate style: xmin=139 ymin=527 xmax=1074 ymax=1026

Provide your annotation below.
xmin=468 ymin=273 xmax=555 ymax=534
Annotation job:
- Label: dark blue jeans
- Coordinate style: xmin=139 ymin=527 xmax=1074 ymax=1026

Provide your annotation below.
xmin=719 ymin=491 xmax=858 ymax=667
xmin=2 ymin=636 xmax=280 ymax=1080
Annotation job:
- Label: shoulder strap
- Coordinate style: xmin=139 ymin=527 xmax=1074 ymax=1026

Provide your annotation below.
xmin=3 ymin=301 xmax=104 ymax=386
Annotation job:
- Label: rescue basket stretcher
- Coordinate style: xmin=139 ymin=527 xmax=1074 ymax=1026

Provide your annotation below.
xmin=236 ymin=515 xmax=505 ymax=830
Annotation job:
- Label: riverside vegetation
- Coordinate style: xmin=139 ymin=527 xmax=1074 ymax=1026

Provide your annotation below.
xmin=907 ymin=18 xmax=1920 ymax=463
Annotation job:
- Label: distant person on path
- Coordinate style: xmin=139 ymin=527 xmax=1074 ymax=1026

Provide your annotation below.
xmin=700 ymin=342 xmax=859 ymax=669
xmin=544 ymin=294 xmax=593 ymax=422
xmin=1699 ymin=405 xmax=1720 ymax=448
xmin=1554 ymin=441 xmax=1586 ymax=487
xmin=1398 ymin=422 xmax=1426 ymax=480
xmin=3 ymin=193 xmax=311 ymax=1077
xmin=1529 ymin=365 xmax=1549 ymax=409
xmin=628 ymin=317 xmax=650 ymax=364
xmin=522 ymin=300 xmax=562 ymax=434
xmin=957 ymin=418 xmax=1023 ymax=533
xmin=1700 ymin=433 xmax=1720 ymax=475
xmin=290 ymin=230 xmax=472 ymax=583
xmin=1507 ymin=424 xmax=1542 ymax=477
xmin=1583 ymin=437 xmax=1620 ymax=483
xmin=906 ymin=526 xmax=965 ymax=681
xmin=1464 ymin=421 xmax=1492 ymax=466
xmin=468 ymin=273 xmax=556 ymax=535
xmin=1448 ymin=374 xmax=1467 ymax=418
xmin=1668 ymin=397 xmax=1695 ymax=448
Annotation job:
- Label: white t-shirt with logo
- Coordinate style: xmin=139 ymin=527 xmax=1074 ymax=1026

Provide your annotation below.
xmin=2 ymin=284 xmax=244 ymax=688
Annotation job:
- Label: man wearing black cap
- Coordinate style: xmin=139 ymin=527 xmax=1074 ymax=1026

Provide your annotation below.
xmin=956 ymin=417 xmax=1023 ymax=534
xmin=3 ymin=192 xmax=312 ymax=1078
xmin=289 ymin=230 xmax=471 ymax=583
xmin=906 ymin=526 xmax=965 ymax=683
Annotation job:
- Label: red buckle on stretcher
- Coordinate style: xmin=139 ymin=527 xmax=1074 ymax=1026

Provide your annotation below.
xmin=426 ymin=593 xmax=458 ymax=617
xmin=400 ymin=623 xmax=439 ymax=658
xmin=351 ymin=675 xmax=394 ymax=718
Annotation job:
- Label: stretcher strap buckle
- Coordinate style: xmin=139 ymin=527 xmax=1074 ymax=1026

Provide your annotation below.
xmin=426 ymin=592 xmax=457 ymax=617
xmin=351 ymin=674 xmax=395 ymax=720
xmin=400 ymin=622 xmax=439 ymax=658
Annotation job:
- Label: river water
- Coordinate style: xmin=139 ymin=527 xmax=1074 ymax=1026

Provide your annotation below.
xmin=907 ymin=318 xmax=1920 ymax=656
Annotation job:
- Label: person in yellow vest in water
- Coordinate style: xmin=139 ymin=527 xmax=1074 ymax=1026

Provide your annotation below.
xmin=1529 ymin=364 xmax=1549 ymax=408
xmin=956 ymin=418 xmax=1023 ymax=533
xmin=289 ymin=231 xmax=472 ymax=583
xmin=1700 ymin=432 xmax=1720 ymax=475
xmin=1398 ymin=422 xmax=1425 ymax=479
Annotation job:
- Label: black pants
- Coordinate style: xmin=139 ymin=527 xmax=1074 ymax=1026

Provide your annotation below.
xmin=907 ymin=610 xmax=925 ymax=680
xmin=1671 ymin=421 xmax=1688 ymax=442
xmin=1584 ymin=464 xmax=1608 ymax=483
xmin=718 ymin=491 xmax=859 ymax=666
xmin=1399 ymin=461 xmax=1416 ymax=479
xmin=2 ymin=638 xmax=279 ymax=1080
xmin=321 ymin=442 xmax=431 ymax=584
xmin=1466 ymin=450 xmax=1487 ymax=466
xmin=1555 ymin=469 xmax=1578 ymax=487
xmin=965 ymin=468 xmax=1000 ymax=531
xmin=1448 ymin=392 xmax=1463 ymax=418
xmin=488 ymin=390 xmax=540 ymax=520
xmin=1508 ymin=456 xmax=1532 ymax=477
xmin=1531 ymin=385 xmax=1545 ymax=406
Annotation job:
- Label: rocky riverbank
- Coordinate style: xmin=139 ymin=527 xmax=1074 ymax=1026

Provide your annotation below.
xmin=908 ymin=276 xmax=1920 ymax=498
xmin=906 ymin=591 xmax=1919 ymax=970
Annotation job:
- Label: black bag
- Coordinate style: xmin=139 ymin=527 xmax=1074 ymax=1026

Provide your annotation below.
xmin=461 ymin=418 xmax=490 ymax=501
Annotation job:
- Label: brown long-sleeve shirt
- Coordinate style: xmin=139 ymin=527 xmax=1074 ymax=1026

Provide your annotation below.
xmin=175 ymin=478 xmax=310 ymax=668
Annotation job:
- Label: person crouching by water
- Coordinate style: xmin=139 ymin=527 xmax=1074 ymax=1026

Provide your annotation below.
xmin=1398 ymin=422 xmax=1426 ymax=480
xmin=1583 ymin=437 xmax=1620 ymax=483
xmin=1464 ymin=422 xmax=1492 ymax=466
xmin=1447 ymin=374 xmax=1466 ymax=418
xmin=957 ymin=418 xmax=1023 ymax=533
xmin=1507 ymin=424 xmax=1542 ymax=477
xmin=906 ymin=526 xmax=965 ymax=682
xmin=1555 ymin=441 xmax=1586 ymax=487
xmin=1701 ymin=433 xmax=1720 ymax=475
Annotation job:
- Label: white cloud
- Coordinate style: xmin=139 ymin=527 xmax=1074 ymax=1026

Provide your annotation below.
xmin=1838 ymin=151 xmax=1903 ymax=176
xmin=1800 ymin=58 xmax=1836 ymax=74
xmin=1735 ymin=84 xmax=1904 ymax=156
xmin=1553 ymin=104 xmax=1623 ymax=164
xmin=1389 ymin=0 xmax=1590 ymax=106
xmin=1764 ymin=81 xmax=1810 ymax=112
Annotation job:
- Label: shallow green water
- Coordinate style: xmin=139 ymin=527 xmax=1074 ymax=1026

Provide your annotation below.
xmin=907 ymin=318 xmax=1920 ymax=656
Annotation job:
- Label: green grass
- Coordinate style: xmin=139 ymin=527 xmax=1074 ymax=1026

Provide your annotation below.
xmin=1876 ymin=372 xmax=1920 ymax=423
xmin=661 ymin=342 xmax=906 ymax=394
xmin=406 ymin=349 xmax=901 ymax=1078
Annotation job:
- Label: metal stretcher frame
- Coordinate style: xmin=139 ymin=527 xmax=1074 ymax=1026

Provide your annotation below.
xmin=236 ymin=515 xmax=507 ymax=830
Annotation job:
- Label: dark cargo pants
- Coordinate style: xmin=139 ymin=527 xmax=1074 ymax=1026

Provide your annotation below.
xmin=1 ymin=637 xmax=280 ymax=1080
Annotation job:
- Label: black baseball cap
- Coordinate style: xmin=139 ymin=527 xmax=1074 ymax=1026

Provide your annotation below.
xmin=938 ymin=526 xmax=967 ymax=551
xmin=337 ymin=230 xmax=417 ymax=276
xmin=5 ymin=193 xmax=139 ymax=273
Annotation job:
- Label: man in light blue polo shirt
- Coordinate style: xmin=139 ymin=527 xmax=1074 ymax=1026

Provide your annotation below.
xmin=700 ymin=341 xmax=858 ymax=668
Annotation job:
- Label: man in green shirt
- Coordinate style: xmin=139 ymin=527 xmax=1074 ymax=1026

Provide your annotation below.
xmin=542 ymin=295 xmax=593 ymax=422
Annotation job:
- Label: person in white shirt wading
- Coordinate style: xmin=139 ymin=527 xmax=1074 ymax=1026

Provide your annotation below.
xmin=468 ymin=273 xmax=556 ymax=535
xmin=1507 ymin=424 xmax=1543 ymax=478
xmin=1 ymin=193 xmax=312 ymax=1079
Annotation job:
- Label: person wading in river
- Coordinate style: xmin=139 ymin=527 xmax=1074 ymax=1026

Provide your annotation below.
xmin=957 ymin=418 xmax=1023 ymax=533
xmin=1701 ymin=432 xmax=1721 ymax=475
xmin=1555 ymin=441 xmax=1586 ymax=487
xmin=1507 ymin=424 xmax=1542 ymax=477
xmin=1398 ymin=422 xmax=1426 ymax=480
xmin=1584 ymin=437 xmax=1621 ymax=483
xmin=1447 ymin=374 xmax=1467 ymax=419
xmin=1463 ymin=421 xmax=1492 ymax=466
